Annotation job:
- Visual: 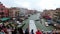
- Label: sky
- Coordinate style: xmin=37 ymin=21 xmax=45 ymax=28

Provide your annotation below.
xmin=0 ymin=0 xmax=60 ymax=11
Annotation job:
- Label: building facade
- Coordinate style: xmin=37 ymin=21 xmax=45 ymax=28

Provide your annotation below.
xmin=9 ymin=7 xmax=20 ymax=18
xmin=0 ymin=2 xmax=9 ymax=18
xmin=19 ymin=8 xmax=28 ymax=16
xmin=53 ymin=8 xmax=60 ymax=20
xmin=41 ymin=9 xmax=56 ymax=19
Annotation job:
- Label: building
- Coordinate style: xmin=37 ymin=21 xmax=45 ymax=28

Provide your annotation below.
xmin=41 ymin=9 xmax=56 ymax=19
xmin=28 ymin=10 xmax=37 ymax=14
xmin=54 ymin=8 xmax=60 ymax=19
xmin=0 ymin=2 xmax=9 ymax=18
xmin=19 ymin=8 xmax=28 ymax=16
xmin=51 ymin=8 xmax=60 ymax=22
xmin=52 ymin=8 xmax=60 ymax=28
xmin=9 ymin=7 xmax=20 ymax=18
xmin=41 ymin=8 xmax=60 ymax=28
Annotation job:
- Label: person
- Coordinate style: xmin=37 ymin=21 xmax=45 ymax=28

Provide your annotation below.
xmin=7 ymin=26 xmax=12 ymax=34
xmin=25 ymin=28 xmax=29 ymax=34
xmin=2 ymin=26 xmax=8 ymax=34
xmin=11 ymin=28 xmax=17 ymax=34
xmin=36 ymin=29 xmax=42 ymax=34
xmin=0 ymin=29 xmax=5 ymax=34
xmin=41 ymin=30 xmax=45 ymax=34
xmin=51 ymin=29 xmax=58 ymax=34
xmin=18 ymin=27 xmax=23 ymax=34
xmin=11 ymin=28 xmax=14 ymax=34
xmin=0 ymin=27 xmax=4 ymax=34
xmin=31 ymin=29 xmax=34 ymax=34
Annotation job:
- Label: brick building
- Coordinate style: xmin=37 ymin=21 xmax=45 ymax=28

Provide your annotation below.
xmin=0 ymin=2 xmax=9 ymax=18
xmin=9 ymin=7 xmax=20 ymax=18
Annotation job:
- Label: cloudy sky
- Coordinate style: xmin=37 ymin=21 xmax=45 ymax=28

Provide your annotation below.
xmin=0 ymin=0 xmax=60 ymax=11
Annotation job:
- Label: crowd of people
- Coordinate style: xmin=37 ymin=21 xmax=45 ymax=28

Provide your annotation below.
xmin=0 ymin=18 xmax=60 ymax=34
xmin=0 ymin=23 xmax=60 ymax=34
xmin=0 ymin=17 xmax=24 ymax=34
xmin=31 ymin=29 xmax=60 ymax=34
xmin=0 ymin=22 xmax=27 ymax=34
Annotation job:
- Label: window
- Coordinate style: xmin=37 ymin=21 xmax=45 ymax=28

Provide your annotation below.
xmin=0 ymin=12 xmax=3 ymax=14
xmin=1 ymin=8 xmax=3 ymax=10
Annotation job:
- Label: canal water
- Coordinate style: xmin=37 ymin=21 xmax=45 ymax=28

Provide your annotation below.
xmin=23 ymin=13 xmax=56 ymax=32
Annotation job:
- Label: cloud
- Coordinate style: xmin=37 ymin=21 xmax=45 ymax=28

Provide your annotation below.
xmin=22 ymin=2 xmax=30 ymax=8
xmin=36 ymin=0 xmax=60 ymax=10
xmin=0 ymin=0 xmax=60 ymax=11
xmin=15 ymin=2 xmax=30 ymax=7
xmin=0 ymin=0 xmax=17 ymax=7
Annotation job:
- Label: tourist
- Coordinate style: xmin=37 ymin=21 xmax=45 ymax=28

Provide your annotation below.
xmin=7 ymin=26 xmax=12 ymax=34
xmin=11 ymin=28 xmax=15 ymax=34
xmin=11 ymin=28 xmax=17 ymax=34
xmin=2 ymin=26 xmax=8 ymax=34
xmin=31 ymin=29 xmax=34 ymax=34
xmin=18 ymin=27 xmax=23 ymax=34
xmin=0 ymin=30 xmax=5 ymax=34
xmin=25 ymin=28 xmax=29 ymax=34
xmin=36 ymin=29 xmax=42 ymax=34
xmin=51 ymin=29 xmax=57 ymax=34
xmin=0 ymin=27 xmax=5 ymax=34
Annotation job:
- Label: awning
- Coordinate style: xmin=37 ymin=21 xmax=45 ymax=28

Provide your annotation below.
xmin=0 ymin=18 xmax=10 ymax=21
xmin=45 ymin=16 xmax=51 ymax=20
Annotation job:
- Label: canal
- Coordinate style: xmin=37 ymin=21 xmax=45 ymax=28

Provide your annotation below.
xmin=23 ymin=13 xmax=56 ymax=31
